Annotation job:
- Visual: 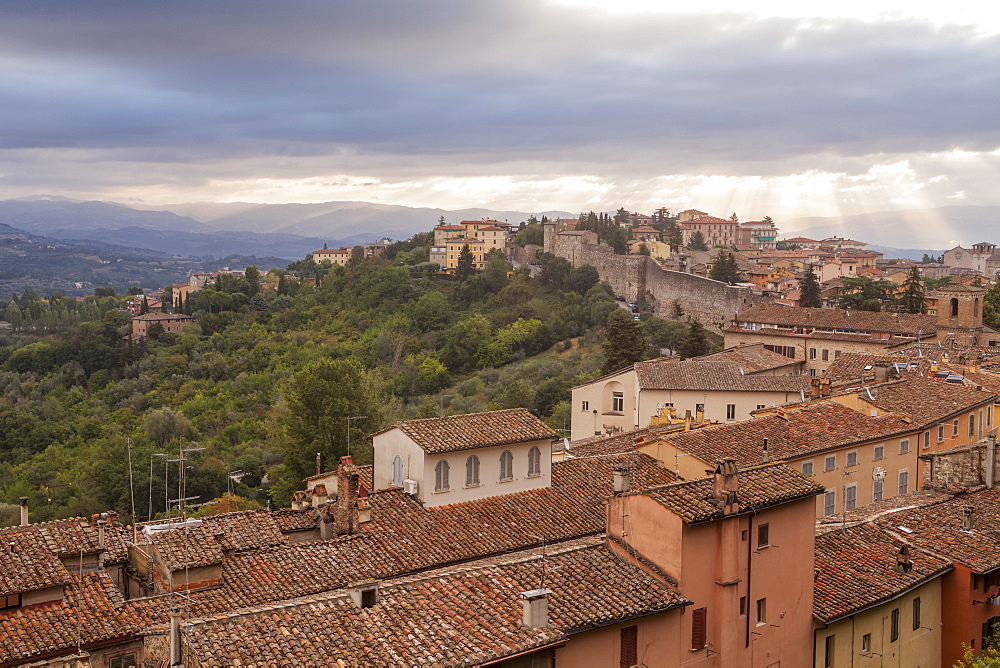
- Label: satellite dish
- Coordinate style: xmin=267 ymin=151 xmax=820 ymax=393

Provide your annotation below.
xmin=872 ymin=467 xmax=886 ymax=481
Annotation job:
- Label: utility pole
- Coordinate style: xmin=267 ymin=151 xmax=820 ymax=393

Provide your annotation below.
xmin=346 ymin=416 xmax=368 ymax=457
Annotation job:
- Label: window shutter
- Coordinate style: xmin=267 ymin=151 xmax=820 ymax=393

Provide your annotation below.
xmin=692 ymin=607 xmax=707 ymax=650
xmin=620 ymin=625 xmax=638 ymax=667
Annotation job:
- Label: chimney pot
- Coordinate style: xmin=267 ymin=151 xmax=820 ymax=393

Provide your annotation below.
xmin=613 ymin=466 xmax=632 ymax=495
xmin=521 ymin=589 xmax=552 ymax=628
xmin=19 ymin=497 xmax=28 ymax=527
xmin=962 ymin=505 xmax=975 ymax=532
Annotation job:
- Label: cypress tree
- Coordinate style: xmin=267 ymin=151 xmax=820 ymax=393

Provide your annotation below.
xmin=799 ymin=265 xmax=822 ymax=308
xmin=601 ymin=310 xmax=647 ymax=374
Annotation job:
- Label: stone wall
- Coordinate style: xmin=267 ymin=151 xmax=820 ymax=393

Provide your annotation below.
xmin=543 ymin=223 xmax=768 ymax=332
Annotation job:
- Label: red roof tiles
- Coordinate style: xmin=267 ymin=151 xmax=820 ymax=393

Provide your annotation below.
xmin=372 ymin=408 xmax=559 ymax=454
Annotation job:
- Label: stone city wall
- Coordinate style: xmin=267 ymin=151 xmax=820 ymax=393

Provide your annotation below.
xmin=544 ymin=223 xmax=768 ymax=332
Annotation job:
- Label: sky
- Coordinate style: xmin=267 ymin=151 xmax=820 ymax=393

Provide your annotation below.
xmin=2 ymin=0 xmax=1000 ymax=222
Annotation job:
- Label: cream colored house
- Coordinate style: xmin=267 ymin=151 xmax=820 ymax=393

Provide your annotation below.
xmin=570 ymin=357 xmax=808 ymax=441
xmin=312 ymin=247 xmax=352 ymax=266
xmin=371 ymin=408 xmax=558 ymax=507
xmin=813 ymin=524 xmax=949 ymax=668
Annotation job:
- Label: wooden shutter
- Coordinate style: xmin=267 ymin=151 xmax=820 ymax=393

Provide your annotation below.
xmin=692 ymin=607 xmax=707 ymax=650
xmin=620 ymin=625 xmax=638 ymax=667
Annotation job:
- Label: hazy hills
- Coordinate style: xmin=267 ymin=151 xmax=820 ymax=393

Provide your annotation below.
xmin=7 ymin=195 xmax=999 ymax=263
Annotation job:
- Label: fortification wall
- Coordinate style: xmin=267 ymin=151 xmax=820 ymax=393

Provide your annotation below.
xmin=544 ymin=223 xmax=768 ymax=332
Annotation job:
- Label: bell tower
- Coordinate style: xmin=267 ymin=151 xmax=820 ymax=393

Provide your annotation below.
xmin=936 ymin=284 xmax=986 ymax=346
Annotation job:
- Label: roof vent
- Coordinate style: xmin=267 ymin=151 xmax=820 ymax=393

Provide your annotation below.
xmin=521 ymin=588 xmax=552 ymax=628
xmin=613 ymin=466 xmax=632 ymax=495
xmin=348 ymin=581 xmax=380 ymax=609
xmin=962 ymin=505 xmax=975 ymax=532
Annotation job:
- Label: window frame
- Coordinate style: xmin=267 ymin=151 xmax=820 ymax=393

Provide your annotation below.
xmin=845 ymin=483 xmax=857 ymax=511
xmin=434 ymin=459 xmax=450 ymax=492
xmin=873 ymin=445 xmax=884 ymax=461
xmin=802 ymin=461 xmax=814 ymax=476
xmin=846 ymin=450 xmax=858 ymax=467
xmin=890 ymin=608 xmax=900 ymax=642
xmin=899 ymin=439 xmax=910 ymax=455
xmin=873 ymin=477 xmax=884 ymax=502
xmin=499 ymin=450 xmax=514 ymax=482
xmin=824 ymin=454 xmax=836 ymax=472
xmin=824 ymin=489 xmax=836 ymax=516
xmin=954 ymin=418 xmax=960 ymax=437
xmin=620 ymin=625 xmax=638 ymax=668
xmin=756 ymin=598 xmax=767 ymax=626
xmin=938 ymin=424 xmax=945 ymax=443
xmin=913 ymin=597 xmax=921 ymax=631
xmin=612 ymin=392 xmax=624 ymax=413
xmin=581 ymin=400 xmax=589 ymax=411
xmin=757 ymin=523 xmax=769 ymax=549
xmin=898 ymin=469 xmax=909 ymax=496
xmin=527 ymin=446 xmax=542 ymax=478
xmin=726 ymin=403 xmax=736 ymax=420
xmin=465 ymin=455 xmax=481 ymax=487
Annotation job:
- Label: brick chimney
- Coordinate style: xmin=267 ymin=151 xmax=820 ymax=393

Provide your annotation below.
xmin=19 ymin=496 xmax=28 ymax=526
xmin=713 ymin=459 xmax=740 ymax=515
xmin=520 ymin=588 xmax=552 ymax=628
xmin=895 ymin=544 xmax=912 ymax=574
xmin=334 ymin=456 xmax=360 ymax=536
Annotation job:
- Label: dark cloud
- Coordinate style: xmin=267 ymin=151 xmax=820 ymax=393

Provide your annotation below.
xmin=1 ymin=0 xmax=999 ymax=207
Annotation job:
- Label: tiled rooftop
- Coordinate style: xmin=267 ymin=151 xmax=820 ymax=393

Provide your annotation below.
xmin=733 ymin=305 xmax=938 ymax=335
xmin=634 ymin=359 xmax=810 ymax=393
xmin=813 ymin=524 xmax=952 ymax=624
xmin=371 ymin=408 xmax=559 ymax=454
xmin=146 ymin=510 xmax=288 ymax=571
xmin=870 ymin=488 xmax=1000 ymax=573
xmin=642 ymin=463 xmax=824 ymax=524
xmin=178 ymin=538 xmax=688 ymax=667
xmin=850 ymin=374 xmax=996 ymax=424
xmin=655 ymin=400 xmax=914 ymax=467
xmin=692 ymin=342 xmax=803 ymax=372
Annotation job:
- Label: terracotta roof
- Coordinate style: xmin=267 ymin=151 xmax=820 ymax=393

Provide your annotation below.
xmin=823 ymin=353 xmax=931 ymax=381
xmin=178 ymin=539 xmax=688 ymax=667
xmin=633 ymin=359 xmax=809 ymax=393
xmin=642 ymin=463 xmax=824 ymax=524
xmin=371 ymin=408 xmax=559 ymax=454
xmin=146 ymin=511 xmax=287 ymax=571
xmin=870 ymin=488 xmax=1000 ymax=573
xmin=0 ymin=572 xmax=133 ymax=665
xmin=0 ymin=530 xmax=71 ymax=598
xmin=655 ymin=400 xmax=915 ymax=467
xmin=813 ymin=524 xmax=952 ymax=624
xmin=733 ymin=304 xmax=937 ymax=335
xmin=851 ymin=374 xmax=996 ymax=424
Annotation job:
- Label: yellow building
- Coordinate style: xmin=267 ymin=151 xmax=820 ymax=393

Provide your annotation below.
xmin=813 ymin=524 xmax=949 ymax=668
xmin=312 ymin=247 xmax=352 ymax=266
xmin=444 ymin=237 xmax=486 ymax=270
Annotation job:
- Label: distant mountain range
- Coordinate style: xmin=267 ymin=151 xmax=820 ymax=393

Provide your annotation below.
xmin=0 ymin=196 xmax=574 ymax=260
xmin=6 ymin=195 xmax=999 ymax=262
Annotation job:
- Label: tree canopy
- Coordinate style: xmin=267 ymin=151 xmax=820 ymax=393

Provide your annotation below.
xmin=799 ymin=265 xmax=822 ymax=308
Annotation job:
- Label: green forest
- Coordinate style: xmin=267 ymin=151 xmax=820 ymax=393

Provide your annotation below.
xmin=0 ymin=231 xmax=714 ymax=526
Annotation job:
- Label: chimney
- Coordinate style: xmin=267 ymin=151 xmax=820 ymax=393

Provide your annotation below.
xmin=291 ymin=490 xmax=307 ymax=510
xmin=713 ymin=459 xmax=740 ymax=514
xmin=762 ymin=438 xmax=770 ymax=464
xmin=988 ymin=433 xmax=998 ymax=490
xmin=820 ymin=376 xmax=831 ymax=397
xmin=317 ymin=505 xmax=335 ymax=540
xmin=520 ymin=589 xmax=552 ymax=628
xmin=962 ymin=505 xmax=975 ymax=532
xmin=107 ymin=511 xmax=118 ymax=525
xmin=684 ymin=410 xmax=692 ymax=431
xmin=873 ymin=364 xmax=889 ymax=383
xmin=169 ymin=607 xmax=183 ymax=666
xmin=613 ymin=465 xmax=632 ymax=495
xmin=810 ymin=378 xmax=822 ymax=399
xmin=316 ymin=451 xmax=322 ymax=477
xmin=895 ymin=544 xmax=913 ymax=574
xmin=312 ymin=483 xmax=329 ymax=508
xmin=335 ymin=456 xmax=360 ymax=536
xmin=19 ymin=496 xmax=28 ymax=526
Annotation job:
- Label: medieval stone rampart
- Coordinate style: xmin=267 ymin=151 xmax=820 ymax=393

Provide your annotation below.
xmin=544 ymin=222 xmax=769 ymax=332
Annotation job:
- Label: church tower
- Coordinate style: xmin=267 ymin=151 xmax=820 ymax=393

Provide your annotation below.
xmin=936 ymin=283 xmax=986 ymax=346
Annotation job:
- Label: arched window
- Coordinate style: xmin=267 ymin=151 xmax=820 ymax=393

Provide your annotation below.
xmin=466 ymin=455 xmax=480 ymax=487
xmin=392 ymin=455 xmax=403 ymax=487
xmin=951 ymin=298 xmax=959 ymax=317
xmin=500 ymin=450 xmax=514 ymax=481
xmin=435 ymin=460 xmax=450 ymax=492
xmin=528 ymin=446 xmax=542 ymax=477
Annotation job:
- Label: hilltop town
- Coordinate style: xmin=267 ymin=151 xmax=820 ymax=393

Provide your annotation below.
xmin=5 ymin=207 xmax=1000 ymax=667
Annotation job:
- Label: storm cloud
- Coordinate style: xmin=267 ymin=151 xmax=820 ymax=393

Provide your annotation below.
xmin=1 ymin=0 xmax=999 ymax=216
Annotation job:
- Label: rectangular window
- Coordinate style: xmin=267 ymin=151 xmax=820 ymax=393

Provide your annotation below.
xmin=824 ymin=635 xmax=835 ymax=668
xmin=899 ymin=439 xmax=910 ymax=455
xmin=938 ymin=425 xmax=945 ymax=443
xmin=620 ymin=625 xmax=638 ymax=668
xmin=810 ymin=348 xmax=817 ymax=360
xmin=824 ymin=454 xmax=836 ymax=472
xmin=913 ymin=597 xmax=921 ymax=631
xmin=971 ymin=414 xmax=976 ymax=437
xmin=891 ymin=608 xmax=900 ymax=642
xmin=691 ymin=608 xmax=707 ymax=650
xmin=846 ymin=451 xmax=858 ymax=467
xmin=581 ymin=401 xmax=589 ymax=411
xmin=954 ymin=418 xmax=960 ymax=436
xmin=862 ymin=633 xmax=871 ymax=653
xmin=727 ymin=404 xmax=736 ymax=420
xmin=835 ymin=350 xmax=842 ymax=359
xmin=612 ymin=392 xmax=624 ymax=413
xmin=822 ymin=349 xmax=829 ymax=361
xmin=824 ymin=490 xmax=836 ymax=516
xmin=757 ymin=523 xmax=769 ymax=548
xmin=845 ymin=483 xmax=857 ymax=511
xmin=756 ymin=598 xmax=767 ymax=625
xmin=695 ymin=403 xmax=704 ymax=414
xmin=873 ymin=477 xmax=884 ymax=502
xmin=756 ymin=404 xmax=765 ymax=410
xmin=899 ymin=469 xmax=909 ymax=496
xmin=874 ymin=445 xmax=884 ymax=461
xmin=109 ymin=654 xmax=137 ymax=668
xmin=923 ymin=430 xmax=930 ymax=449
xmin=740 ymin=596 xmax=747 ymax=615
